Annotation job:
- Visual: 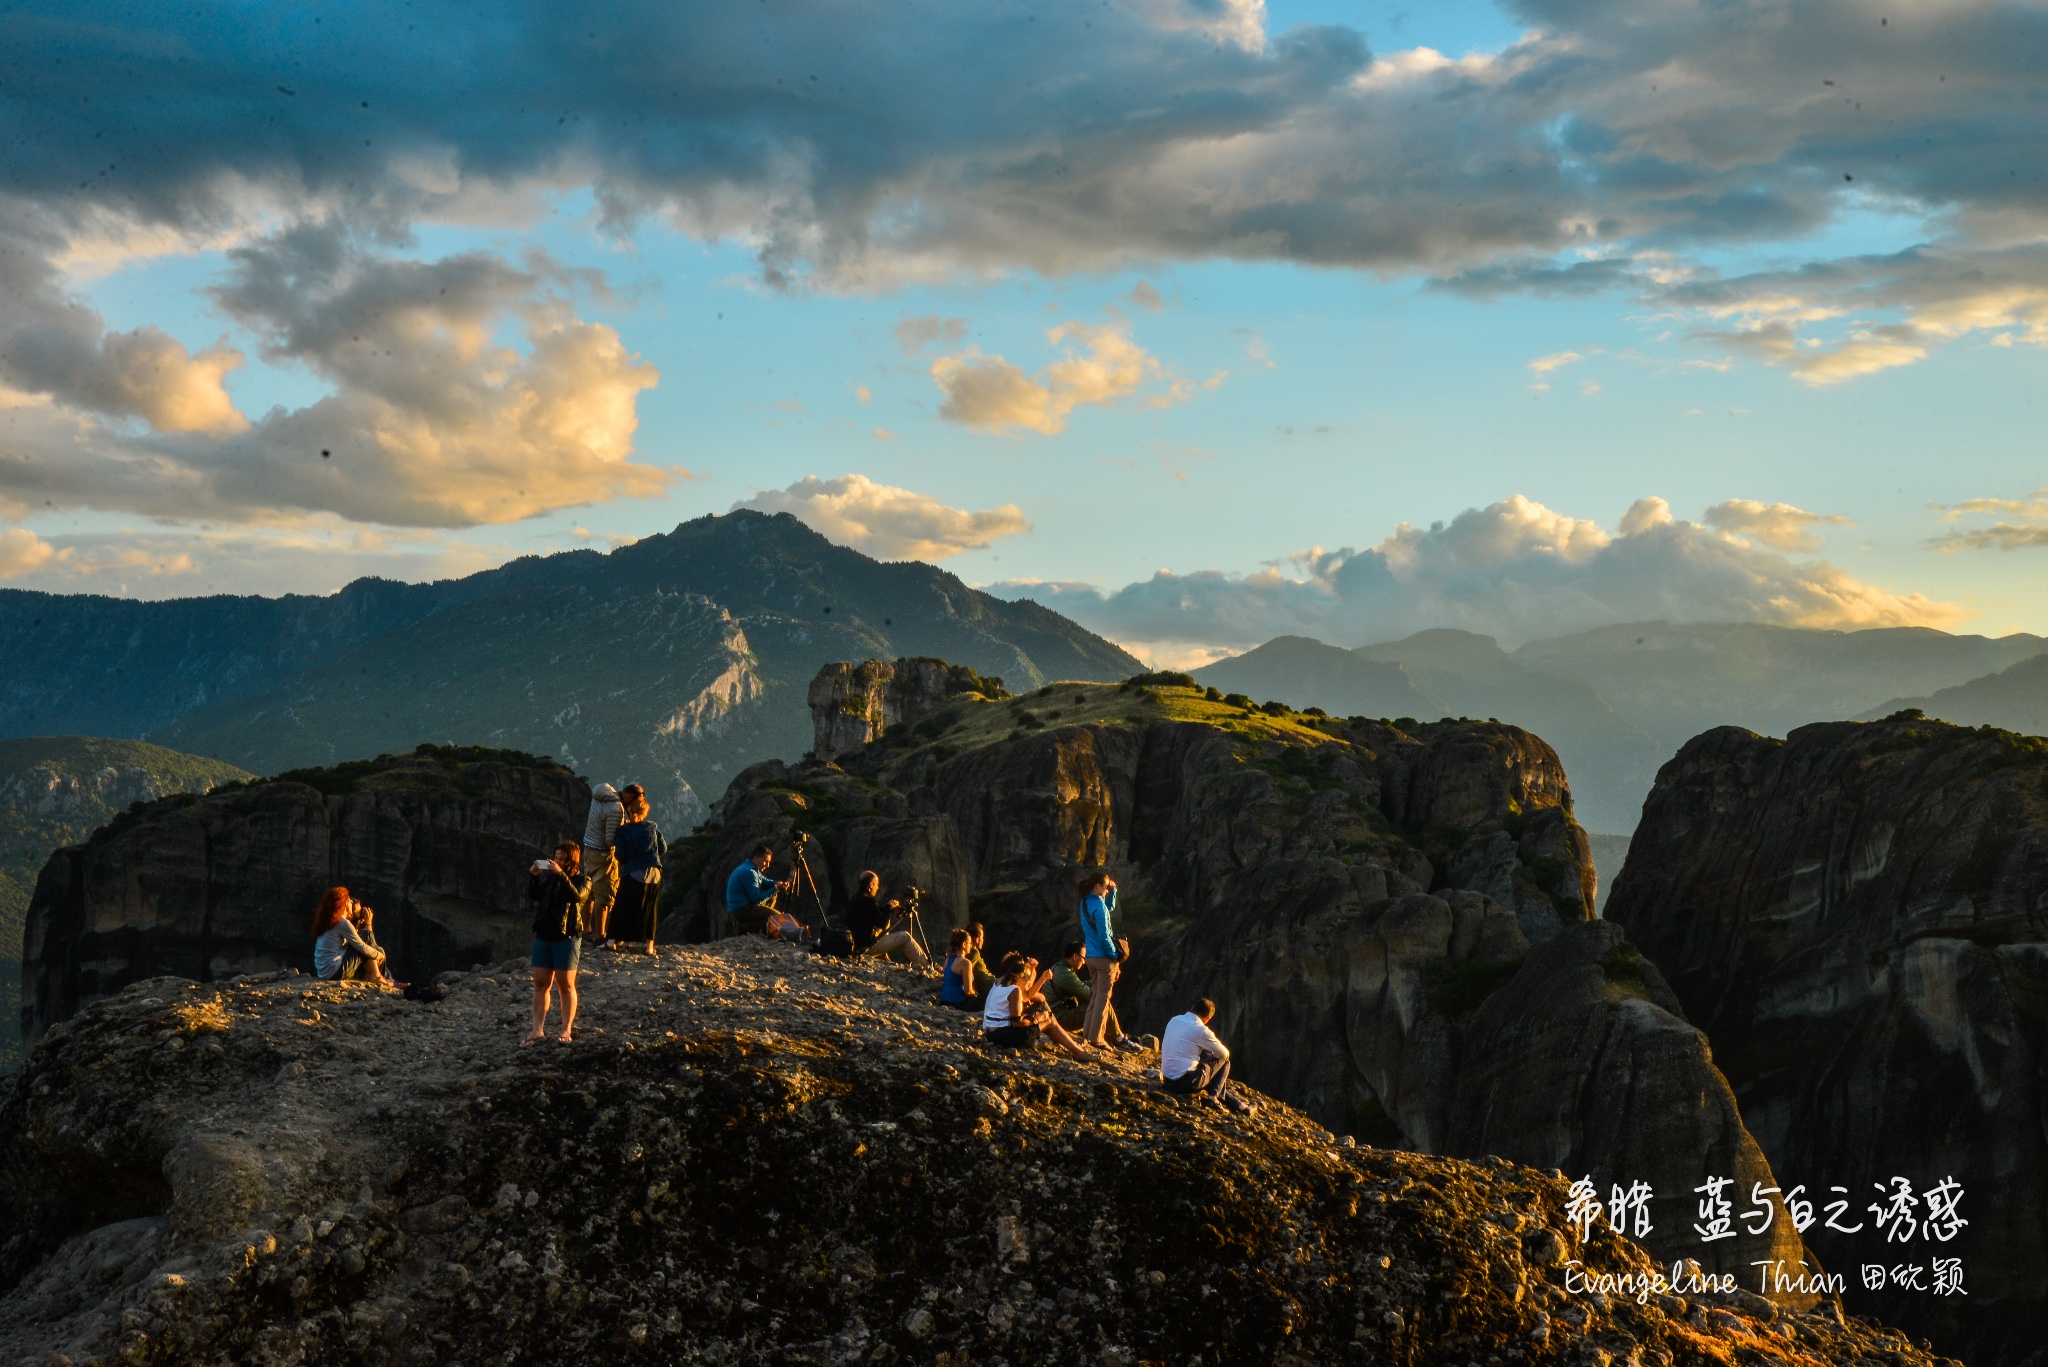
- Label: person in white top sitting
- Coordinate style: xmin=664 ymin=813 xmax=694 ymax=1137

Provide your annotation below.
xmin=1160 ymin=998 xmax=1253 ymax=1113
xmin=981 ymin=952 xmax=1090 ymax=1058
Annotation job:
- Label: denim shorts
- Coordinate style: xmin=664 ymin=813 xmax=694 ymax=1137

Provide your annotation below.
xmin=531 ymin=936 xmax=581 ymax=972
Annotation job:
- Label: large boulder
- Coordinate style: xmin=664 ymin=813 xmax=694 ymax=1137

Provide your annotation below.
xmin=1446 ymin=920 xmax=1812 ymax=1290
xmin=0 ymin=938 xmax=1935 ymax=1367
xmin=20 ymin=746 xmax=586 ymax=1043
xmin=1607 ymin=713 xmax=2048 ymax=1364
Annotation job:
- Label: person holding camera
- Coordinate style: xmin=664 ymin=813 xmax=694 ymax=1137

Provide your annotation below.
xmin=844 ymin=870 xmax=930 ymax=965
xmin=526 ymin=842 xmax=589 ymax=1046
xmin=1077 ymin=871 xmax=1129 ymax=1048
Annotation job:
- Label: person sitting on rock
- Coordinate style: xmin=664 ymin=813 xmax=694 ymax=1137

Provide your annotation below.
xmin=966 ymin=920 xmax=995 ymax=985
xmin=725 ymin=843 xmax=795 ymax=937
xmin=982 ymin=952 xmax=1090 ymax=1058
xmin=1160 ymin=998 xmax=1253 ymax=1114
xmin=312 ymin=887 xmax=393 ymax=986
xmin=939 ymin=929 xmax=983 ymax=1010
xmin=845 ymin=870 xmax=930 ymax=966
xmin=527 ymin=841 xmax=589 ymax=1046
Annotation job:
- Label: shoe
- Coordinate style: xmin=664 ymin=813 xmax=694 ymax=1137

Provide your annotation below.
xmin=1113 ymin=1035 xmax=1147 ymax=1054
xmin=1222 ymin=1094 xmax=1256 ymax=1116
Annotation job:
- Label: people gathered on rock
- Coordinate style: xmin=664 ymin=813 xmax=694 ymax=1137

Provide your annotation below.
xmin=527 ymin=841 xmax=588 ymax=1046
xmin=312 ymin=887 xmax=394 ymax=986
xmin=510 ymin=795 xmax=1266 ymax=1112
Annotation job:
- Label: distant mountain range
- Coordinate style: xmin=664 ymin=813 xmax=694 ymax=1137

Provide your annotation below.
xmin=1194 ymin=623 xmax=2046 ymax=832
xmin=0 ymin=737 xmax=250 ymax=1071
xmin=0 ymin=512 xmax=1140 ymax=828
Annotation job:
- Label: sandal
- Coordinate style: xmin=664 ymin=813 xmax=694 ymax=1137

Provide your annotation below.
xmin=520 ymin=1032 xmax=545 ymax=1049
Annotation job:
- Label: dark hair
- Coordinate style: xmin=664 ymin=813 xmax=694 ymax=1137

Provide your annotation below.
xmin=1192 ymin=997 xmax=1216 ymax=1019
xmin=751 ymin=843 xmax=775 ymax=859
xmin=1076 ymin=870 xmax=1108 ymax=896
xmin=968 ymin=921 xmax=986 ymax=939
xmin=1063 ymin=939 xmax=1085 ymax=959
xmin=997 ymin=950 xmax=1027 ymax=982
xmin=949 ymin=928 xmax=970 ymax=951
xmin=312 ymin=887 xmax=350 ymax=938
xmin=553 ymin=842 xmax=581 ymax=869
xmin=620 ymin=785 xmax=650 ymax=820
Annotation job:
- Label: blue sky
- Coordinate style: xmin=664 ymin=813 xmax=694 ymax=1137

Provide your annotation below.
xmin=4 ymin=0 xmax=2046 ymax=657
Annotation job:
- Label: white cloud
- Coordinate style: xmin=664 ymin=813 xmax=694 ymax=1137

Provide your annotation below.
xmin=0 ymin=528 xmax=57 ymax=577
xmin=894 ymin=316 xmax=967 ymax=355
xmin=0 ymin=221 xmax=669 ymax=528
xmin=992 ymin=494 xmax=1965 ymax=649
xmin=1703 ymin=499 xmax=1852 ymax=552
xmin=930 ymin=319 xmax=1185 ymax=435
xmin=1929 ymin=488 xmax=2048 ymax=552
xmin=732 ymin=474 xmax=1030 ymax=561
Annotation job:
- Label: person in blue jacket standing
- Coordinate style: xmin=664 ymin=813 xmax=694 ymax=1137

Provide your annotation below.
xmin=1077 ymin=870 xmax=1143 ymax=1051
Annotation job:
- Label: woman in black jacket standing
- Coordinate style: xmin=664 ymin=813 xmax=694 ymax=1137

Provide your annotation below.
xmin=609 ymin=784 xmax=666 ymax=955
xmin=527 ymin=841 xmax=588 ymax=1046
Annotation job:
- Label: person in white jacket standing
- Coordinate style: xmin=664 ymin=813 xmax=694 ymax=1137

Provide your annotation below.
xmin=580 ymin=783 xmax=623 ymax=942
xmin=1160 ymin=998 xmax=1254 ymax=1114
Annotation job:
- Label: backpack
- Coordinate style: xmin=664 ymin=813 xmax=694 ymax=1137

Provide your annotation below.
xmin=816 ymin=926 xmax=857 ymax=959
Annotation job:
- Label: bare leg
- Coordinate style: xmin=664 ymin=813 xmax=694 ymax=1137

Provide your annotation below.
xmin=526 ymin=968 xmax=552 ymax=1045
xmin=557 ymin=970 xmax=578 ymax=1042
xmin=1038 ymin=1016 xmax=1092 ymax=1059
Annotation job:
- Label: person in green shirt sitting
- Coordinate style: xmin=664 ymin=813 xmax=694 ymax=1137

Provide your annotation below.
xmin=1047 ymin=940 xmax=1099 ymax=1034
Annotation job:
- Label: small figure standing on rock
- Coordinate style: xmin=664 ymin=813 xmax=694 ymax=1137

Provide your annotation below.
xmin=1161 ymin=998 xmax=1253 ymax=1114
xmin=312 ymin=887 xmax=394 ymax=986
xmin=580 ymin=782 xmax=623 ymax=944
xmin=608 ymin=785 xmax=666 ymax=955
xmin=845 ymin=870 xmax=930 ymax=965
xmin=939 ymin=928 xmax=983 ymax=1010
xmin=982 ymin=952 xmax=1092 ymax=1058
xmin=527 ymin=841 xmax=589 ymax=1046
xmin=725 ymin=843 xmax=796 ymax=937
xmin=1077 ymin=872 xmax=1132 ymax=1049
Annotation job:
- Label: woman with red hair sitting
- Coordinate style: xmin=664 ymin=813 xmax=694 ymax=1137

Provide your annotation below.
xmin=312 ymin=887 xmax=392 ymax=985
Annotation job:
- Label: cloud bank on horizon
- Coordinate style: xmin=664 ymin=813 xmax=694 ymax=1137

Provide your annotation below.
xmin=989 ymin=494 xmax=1966 ymax=655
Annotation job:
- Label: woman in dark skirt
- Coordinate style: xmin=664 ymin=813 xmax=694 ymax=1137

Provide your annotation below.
xmin=609 ymin=783 xmax=666 ymax=954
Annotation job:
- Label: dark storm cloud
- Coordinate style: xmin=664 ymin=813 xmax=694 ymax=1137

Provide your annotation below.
xmin=5 ymin=0 xmax=2037 ymax=284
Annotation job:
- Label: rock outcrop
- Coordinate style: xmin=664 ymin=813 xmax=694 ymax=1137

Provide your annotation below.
xmin=0 ymin=738 xmax=252 ymax=1073
xmin=669 ymin=667 xmax=1817 ymax=1296
xmin=1608 ymin=713 xmax=2048 ymax=1366
xmin=20 ymin=745 xmax=586 ymax=1044
xmin=807 ymin=656 xmax=1006 ymax=760
xmin=0 ymin=937 xmax=1943 ymax=1367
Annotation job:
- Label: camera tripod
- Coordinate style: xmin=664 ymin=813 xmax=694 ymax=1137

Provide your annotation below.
xmin=789 ymin=832 xmax=829 ymax=938
xmin=898 ymin=886 xmax=932 ymax=961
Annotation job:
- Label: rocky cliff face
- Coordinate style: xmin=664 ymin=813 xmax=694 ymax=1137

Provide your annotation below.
xmin=1607 ymin=713 xmax=2048 ymax=1366
xmin=807 ymin=656 xmax=1006 ymax=761
xmin=0 ymin=738 xmax=253 ymax=1074
xmin=0 ymin=937 xmax=1943 ymax=1367
xmin=667 ymin=669 xmax=1815 ymax=1294
xmin=20 ymin=745 xmax=586 ymax=1044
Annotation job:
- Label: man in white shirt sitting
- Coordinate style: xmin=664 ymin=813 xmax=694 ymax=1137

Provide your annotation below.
xmin=1159 ymin=998 xmax=1253 ymax=1114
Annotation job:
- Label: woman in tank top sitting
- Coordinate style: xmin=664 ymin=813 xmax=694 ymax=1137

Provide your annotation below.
xmin=939 ymin=928 xmax=984 ymax=1010
xmin=981 ymin=952 xmax=1091 ymax=1057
